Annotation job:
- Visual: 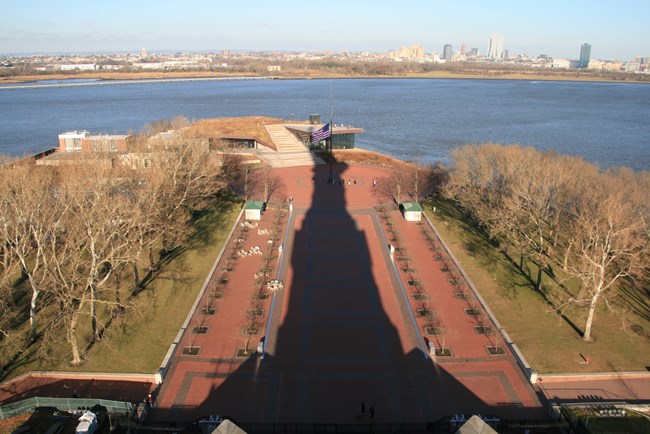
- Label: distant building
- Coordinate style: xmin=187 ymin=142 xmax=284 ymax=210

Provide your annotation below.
xmin=443 ymin=44 xmax=453 ymax=62
xmin=460 ymin=43 xmax=467 ymax=56
xmin=550 ymin=58 xmax=571 ymax=69
xmin=588 ymin=59 xmax=604 ymax=70
xmin=140 ymin=47 xmax=148 ymax=58
xmin=603 ymin=62 xmax=622 ymax=71
xmin=389 ymin=45 xmax=425 ymax=60
xmin=579 ymin=43 xmax=591 ymax=68
xmin=58 ymin=131 xmax=131 ymax=153
xmin=487 ymin=33 xmax=504 ymax=59
xmin=267 ymin=65 xmax=281 ymax=72
xmin=60 ymin=64 xmax=97 ymax=71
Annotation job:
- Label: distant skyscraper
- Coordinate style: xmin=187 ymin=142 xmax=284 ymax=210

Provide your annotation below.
xmin=487 ymin=33 xmax=504 ymax=59
xmin=443 ymin=44 xmax=453 ymax=62
xmin=579 ymin=43 xmax=591 ymax=68
xmin=460 ymin=43 xmax=467 ymax=56
xmin=140 ymin=47 xmax=147 ymax=58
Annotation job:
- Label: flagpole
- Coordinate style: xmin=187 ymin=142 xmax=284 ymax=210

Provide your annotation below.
xmin=328 ymin=79 xmax=334 ymax=183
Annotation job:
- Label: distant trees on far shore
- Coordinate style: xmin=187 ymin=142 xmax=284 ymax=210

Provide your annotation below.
xmin=442 ymin=143 xmax=649 ymax=342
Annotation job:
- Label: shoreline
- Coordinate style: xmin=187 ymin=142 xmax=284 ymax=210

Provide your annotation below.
xmin=2 ymin=69 xmax=648 ymax=85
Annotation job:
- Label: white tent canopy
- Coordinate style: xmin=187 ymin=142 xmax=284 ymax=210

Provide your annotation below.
xmin=211 ymin=419 xmax=248 ymax=434
xmin=455 ymin=415 xmax=499 ymax=434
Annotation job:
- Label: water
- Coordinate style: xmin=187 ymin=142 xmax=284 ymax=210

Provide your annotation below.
xmin=1 ymin=78 xmax=649 ymax=171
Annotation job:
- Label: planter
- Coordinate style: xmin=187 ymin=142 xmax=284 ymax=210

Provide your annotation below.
xmin=236 ymin=348 xmax=257 ymax=358
xmin=243 ymin=325 xmax=261 ymax=335
xmin=192 ymin=326 xmax=209 ymax=334
xmin=182 ymin=346 xmax=200 ymax=356
xmin=412 ymin=294 xmax=428 ymax=301
xmin=201 ymin=308 xmax=216 ymax=315
xmin=486 ymin=346 xmax=506 ymax=355
xmin=455 ymin=292 xmax=468 ymax=300
xmin=474 ymin=326 xmax=493 ymax=335
xmin=464 ymin=308 xmax=481 ymax=316
xmin=435 ymin=347 xmax=453 ymax=357
xmin=417 ymin=309 xmax=435 ymax=318
xmin=424 ymin=326 xmax=441 ymax=336
xmin=246 ymin=309 xmax=264 ymax=318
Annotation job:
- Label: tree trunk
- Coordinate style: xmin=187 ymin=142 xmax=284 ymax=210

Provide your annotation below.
xmin=583 ymin=293 xmax=600 ymax=342
xmin=535 ymin=263 xmax=543 ymax=291
xmin=68 ymin=313 xmax=82 ymax=365
xmin=29 ymin=287 xmax=39 ymax=341
xmin=90 ymin=284 xmax=98 ymax=341
xmin=133 ymin=262 xmax=140 ymax=288
xmin=563 ymin=241 xmax=572 ymax=272
xmin=149 ymin=246 xmax=156 ymax=272
xmin=114 ymin=268 xmax=123 ymax=315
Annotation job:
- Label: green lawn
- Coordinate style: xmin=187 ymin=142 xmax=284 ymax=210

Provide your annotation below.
xmin=565 ymin=407 xmax=650 ymax=434
xmin=3 ymin=202 xmax=241 ymax=378
xmin=424 ymin=198 xmax=650 ymax=373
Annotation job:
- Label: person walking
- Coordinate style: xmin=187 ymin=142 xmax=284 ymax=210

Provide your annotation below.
xmin=359 ymin=401 xmax=365 ymax=417
xmin=369 ymin=405 xmax=375 ymax=420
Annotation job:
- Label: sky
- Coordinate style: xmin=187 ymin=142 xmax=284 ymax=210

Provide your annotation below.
xmin=1 ymin=0 xmax=648 ymax=60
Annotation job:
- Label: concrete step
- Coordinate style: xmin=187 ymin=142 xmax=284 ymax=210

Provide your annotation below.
xmin=265 ymin=125 xmax=306 ymax=152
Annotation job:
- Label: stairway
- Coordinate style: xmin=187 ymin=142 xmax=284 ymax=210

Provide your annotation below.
xmin=263 ymin=125 xmax=325 ymax=167
xmin=265 ymin=125 xmax=306 ymax=152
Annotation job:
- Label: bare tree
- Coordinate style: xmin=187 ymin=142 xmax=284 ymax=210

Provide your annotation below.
xmin=59 ymin=162 xmax=141 ymax=341
xmin=378 ymin=170 xmax=410 ymax=205
xmin=564 ymin=169 xmax=649 ymax=341
xmin=425 ymin=162 xmax=449 ymax=198
xmin=0 ymin=164 xmax=65 ymax=341
xmin=253 ymin=167 xmax=285 ymax=203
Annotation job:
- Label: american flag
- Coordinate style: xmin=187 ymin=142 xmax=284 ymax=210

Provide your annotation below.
xmin=310 ymin=123 xmax=331 ymax=143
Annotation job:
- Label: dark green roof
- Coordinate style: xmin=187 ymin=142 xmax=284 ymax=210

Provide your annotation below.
xmin=244 ymin=200 xmax=265 ymax=210
xmin=400 ymin=201 xmax=423 ymax=212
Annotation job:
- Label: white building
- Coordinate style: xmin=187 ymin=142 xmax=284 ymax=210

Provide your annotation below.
xmin=487 ymin=33 xmax=504 ymax=59
xmin=60 ymin=63 xmax=97 ymax=71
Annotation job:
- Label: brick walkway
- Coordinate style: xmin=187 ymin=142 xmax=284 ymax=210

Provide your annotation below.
xmin=150 ymin=163 xmax=547 ymax=424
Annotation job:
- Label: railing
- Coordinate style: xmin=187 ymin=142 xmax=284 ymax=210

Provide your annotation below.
xmin=0 ymin=396 xmax=134 ymax=419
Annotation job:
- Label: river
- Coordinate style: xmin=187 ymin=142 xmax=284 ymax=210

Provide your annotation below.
xmin=1 ymin=78 xmax=648 ymax=171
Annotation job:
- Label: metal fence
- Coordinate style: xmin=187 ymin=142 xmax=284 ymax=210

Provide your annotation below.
xmin=0 ymin=396 xmax=134 ymax=419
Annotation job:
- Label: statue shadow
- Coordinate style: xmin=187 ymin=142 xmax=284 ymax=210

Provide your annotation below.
xmin=150 ymin=162 xmax=548 ymax=430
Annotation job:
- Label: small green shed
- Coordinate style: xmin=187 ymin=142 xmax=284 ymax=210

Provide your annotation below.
xmin=399 ymin=201 xmax=423 ymax=222
xmin=244 ymin=200 xmax=265 ymax=220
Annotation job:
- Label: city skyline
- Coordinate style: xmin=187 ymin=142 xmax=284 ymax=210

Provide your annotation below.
xmin=1 ymin=0 xmax=649 ymax=61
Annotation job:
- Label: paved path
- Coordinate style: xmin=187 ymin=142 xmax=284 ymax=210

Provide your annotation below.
xmin=150 ymin=163 xmax=547 ymax=424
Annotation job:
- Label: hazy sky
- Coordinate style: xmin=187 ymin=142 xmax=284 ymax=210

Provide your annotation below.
xmin=1 ymin=0 xmax=648 ymax=60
